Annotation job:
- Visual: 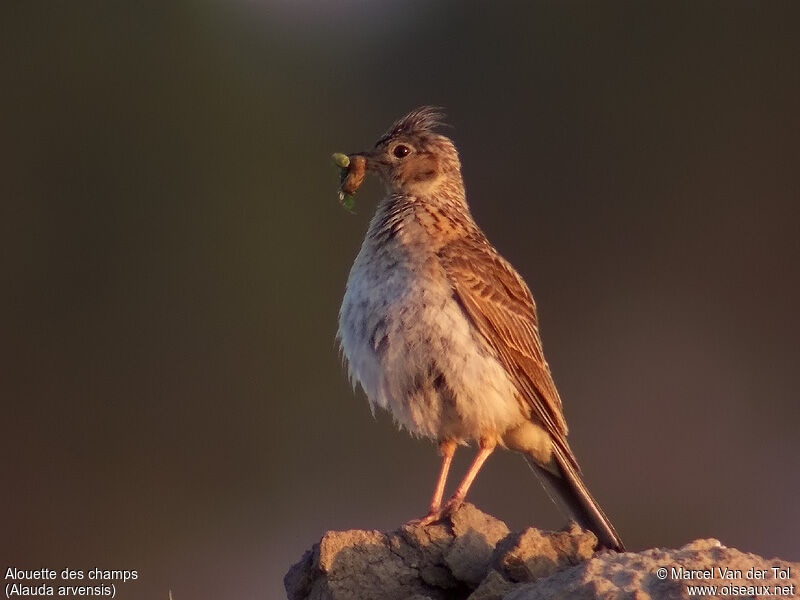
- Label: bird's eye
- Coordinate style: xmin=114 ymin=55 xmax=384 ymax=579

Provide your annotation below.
xmin=393 ymin=144 xmax=411 ymax=159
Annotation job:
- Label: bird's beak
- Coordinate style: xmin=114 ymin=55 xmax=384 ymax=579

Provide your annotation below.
xmin=348 ymin=150 xmax=377 ymax=171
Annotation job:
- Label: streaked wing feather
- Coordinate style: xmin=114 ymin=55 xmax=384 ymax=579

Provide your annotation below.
xmin=439 ymin=238 xmax=568 ymax=441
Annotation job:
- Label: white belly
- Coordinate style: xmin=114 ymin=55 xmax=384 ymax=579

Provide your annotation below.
xmin=338 ymin=238 xmax=523 ymax=443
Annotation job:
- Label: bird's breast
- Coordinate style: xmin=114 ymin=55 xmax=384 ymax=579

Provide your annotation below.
xmin=338 ymin=231 xmax=524 ymax=442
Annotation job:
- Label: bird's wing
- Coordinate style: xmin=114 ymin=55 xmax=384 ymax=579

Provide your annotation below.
xmin=438 ymin=236 xmax=569 ymax=443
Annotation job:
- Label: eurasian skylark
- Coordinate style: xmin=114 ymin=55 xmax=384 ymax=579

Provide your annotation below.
xmin=337 ymin=107 xmax=624 ymax=551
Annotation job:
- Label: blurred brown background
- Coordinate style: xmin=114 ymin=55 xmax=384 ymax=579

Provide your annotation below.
xmin=2 ymin=1 xmax=799 ymax=598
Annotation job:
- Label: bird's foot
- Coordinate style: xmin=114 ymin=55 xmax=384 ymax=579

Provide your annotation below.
xmin=407 ymin=495 xmax=465 ymax=527
xmin=440 ymin=495 xmax=465 ymax=516
xmin=408 ymin=510 xmax=443 ymax=527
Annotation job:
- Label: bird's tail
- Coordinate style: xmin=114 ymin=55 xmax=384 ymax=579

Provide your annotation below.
xmin=525 ymin=445 xmax=625 ymax=552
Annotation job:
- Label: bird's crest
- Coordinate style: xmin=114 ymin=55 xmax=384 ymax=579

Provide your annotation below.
xmin=377 ymin=106 xmax=446 ymax=145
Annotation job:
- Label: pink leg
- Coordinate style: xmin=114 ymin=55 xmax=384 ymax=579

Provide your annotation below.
xmin=441 ymin=438 xmax=496 ymax=514
xmin=428 ymin=440 xmax=456 ymax=513
xmin=413 ymin=441 xmax=456 ymax=525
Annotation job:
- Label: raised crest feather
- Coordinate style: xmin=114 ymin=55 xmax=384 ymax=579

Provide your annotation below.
xmin=380 ymin=106 xmax=447 ymax=143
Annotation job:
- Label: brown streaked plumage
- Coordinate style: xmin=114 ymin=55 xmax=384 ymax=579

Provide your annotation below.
xmin=337 ymin=107 xmax=624 ymax=551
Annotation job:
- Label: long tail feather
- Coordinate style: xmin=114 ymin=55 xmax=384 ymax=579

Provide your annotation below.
xmin=525 ymin=447 xmax=625 ymax=552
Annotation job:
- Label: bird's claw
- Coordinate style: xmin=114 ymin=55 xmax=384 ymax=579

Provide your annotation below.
xmin=408 ymin=513 xmax=441 ymax=527
xmin=407 ymin=496 xmax=465 ymax=527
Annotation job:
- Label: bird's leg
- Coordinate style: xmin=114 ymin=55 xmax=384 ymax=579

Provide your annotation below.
xmin=413 ymin=440 xmax=456 ymax=526
xmin=428 ymin=440 xmax=456 ymax=514
xmin=440 ymin=438 xmax=496 ymax=515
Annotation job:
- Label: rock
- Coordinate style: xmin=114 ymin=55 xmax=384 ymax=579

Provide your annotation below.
xmin=284 ymin=504 xmax=799 ymax=600
xmin=467 ymin=570 xmax=514 ymax=600
xmin=444 ymin=503 xmax=510 ymax=586
xmin=506 ymin=538 xmax=799 ymax=600
xmin=497 ymin=521 xmax=596 ymax=582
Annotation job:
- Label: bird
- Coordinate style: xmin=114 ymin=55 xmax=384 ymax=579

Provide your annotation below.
xmin=336 ymin=107 xmax=624 ymax=551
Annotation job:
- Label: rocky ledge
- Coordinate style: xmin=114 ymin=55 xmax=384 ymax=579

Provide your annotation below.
xmin=284 ymin=503 xmax=798 ymax=600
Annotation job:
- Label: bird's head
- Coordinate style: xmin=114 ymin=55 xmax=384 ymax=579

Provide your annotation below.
xmin=351 ymin=107 xmax=464 ymax=198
